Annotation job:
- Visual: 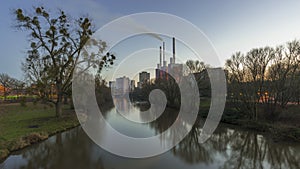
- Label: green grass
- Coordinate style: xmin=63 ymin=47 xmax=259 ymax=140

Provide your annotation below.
xmin=0 ymin=103 xmax=79 ymax=159
xmin=0 ymin=95 xmax=38 ymax=100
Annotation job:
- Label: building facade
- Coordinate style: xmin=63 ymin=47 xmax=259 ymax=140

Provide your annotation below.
xmin=138 ymin=71 xmax=150 ymax=88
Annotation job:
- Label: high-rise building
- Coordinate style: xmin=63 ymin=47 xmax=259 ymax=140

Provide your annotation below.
xmin=115 ymin=76 xmax=130 ymax=94
xmin=139 ymin=71 xmax=150 ymax=88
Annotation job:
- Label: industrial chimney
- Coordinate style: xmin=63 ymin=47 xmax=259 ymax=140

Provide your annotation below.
xmin=159 ymin=46 xmax=162 ymax=68
xmin=163 ymin=42 xmax=166 ymax=67
xmin=172 ymin=37 xmax=176 ymax=64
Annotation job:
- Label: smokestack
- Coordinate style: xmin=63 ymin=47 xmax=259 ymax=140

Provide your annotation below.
xmin=172 ymin=37 xmax=175 ymax=64
xmin=159 ymin=46 xmax=162 ymax=68
xmin=163 ymin=42 xmax=166 ymax=67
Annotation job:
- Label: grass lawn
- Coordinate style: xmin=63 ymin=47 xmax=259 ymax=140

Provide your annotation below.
xmin=0 ymin=102 xmax=79 ymax=160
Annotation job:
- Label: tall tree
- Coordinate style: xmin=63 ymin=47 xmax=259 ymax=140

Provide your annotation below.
xmin=267 ymin=42 xmax=300 ymax=109
xmin=225 ymin=40 xmax=300 ymax=121
xmin=15 ymin=7 xmax=115 ymax=117
xmin=186 ymin=60 xmax=207 ymax=73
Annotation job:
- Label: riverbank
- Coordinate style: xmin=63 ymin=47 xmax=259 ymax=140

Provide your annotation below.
xmin=221 ymin=119 xmax=300 ymax=142
xmin=200 ymin=102 xmax=300 ymax=142
xmin=197 ymin=98 xmax=300 ymax=142
xmin=134 ymin=99 xmax=300 ymax=142
xmin=0 ymin=103 xmax=79 ymax=161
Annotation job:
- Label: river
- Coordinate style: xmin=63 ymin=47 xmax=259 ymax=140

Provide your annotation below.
xmin=1 ymin=99 xmax=300 ymax=169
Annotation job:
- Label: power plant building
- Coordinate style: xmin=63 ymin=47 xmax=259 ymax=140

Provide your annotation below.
xmin=156 ymin=37 xmax=183 ymax=82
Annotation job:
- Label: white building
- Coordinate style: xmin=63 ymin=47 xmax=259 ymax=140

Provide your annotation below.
xmin=115 ymin=76 xmax=130 ymax=95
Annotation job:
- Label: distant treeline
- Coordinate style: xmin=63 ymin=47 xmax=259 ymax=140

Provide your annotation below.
xmin=131 ymin=40 xmax=300 ymax=124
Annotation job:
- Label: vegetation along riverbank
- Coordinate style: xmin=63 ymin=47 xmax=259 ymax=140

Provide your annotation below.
xmin=0 ymin=103 xmax=79 ymax=161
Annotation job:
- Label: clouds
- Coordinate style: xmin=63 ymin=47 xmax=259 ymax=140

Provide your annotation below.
xmin=44 ymin=0 xmax=121 ymax=29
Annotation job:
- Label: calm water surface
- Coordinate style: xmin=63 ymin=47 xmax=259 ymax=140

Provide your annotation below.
xmin=1 ymin=99 xmax=300 ymax=169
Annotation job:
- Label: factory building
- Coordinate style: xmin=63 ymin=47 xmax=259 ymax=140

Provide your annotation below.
xmin=155 ymin=37 xmax=183 ymax=82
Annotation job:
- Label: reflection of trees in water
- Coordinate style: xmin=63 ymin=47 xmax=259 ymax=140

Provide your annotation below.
xmin=98 ymin=100 xmax=115 ymax=118
xmin=19 ymin=128 xmax=105 ymax=169
xmin=7 ymin=104 xmax=300 ymax=169
xmin=148 ymin=108 xmax=178 ymax=134
xmin=190 ymin=125 xmax=300 ymax=168
xmin=148 ymin=111 xmax=300 ymax=168
xmin=221 ymin=131 xmax=266 ymax=169
xmin=147 ymin=108 xmax=191 ymax=146
xmin=221 ymin=129 xmax=300 ymax=169
xmin=172 ymin=126 xmax=213 ymax=164
xmin=170 ymin=126 xmax=232 ymax=164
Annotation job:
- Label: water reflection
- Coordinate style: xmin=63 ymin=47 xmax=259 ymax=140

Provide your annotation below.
xmin=172 ymin=124 xmax=300 ymax=169
xmin=220 ymin=130 xmax=300 ymax=169
xmin=3 ymin=128 xmax=104 ymax=169
xmin=1 ymin=98 xmax=300 ymax=169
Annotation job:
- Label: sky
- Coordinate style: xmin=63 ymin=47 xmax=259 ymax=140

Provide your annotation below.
xmin=1 ymin=0 xmax=300 ymax=80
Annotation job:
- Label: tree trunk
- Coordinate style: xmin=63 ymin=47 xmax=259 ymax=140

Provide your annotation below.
xmin=3 ymin=87 xmax=6 ymax=101
xmin=56 ymin=93 xmax=63 ymax=118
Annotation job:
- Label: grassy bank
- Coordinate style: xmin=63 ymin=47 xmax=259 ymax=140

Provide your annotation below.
xmin=0 ymin=103 xmax=79 ymax=160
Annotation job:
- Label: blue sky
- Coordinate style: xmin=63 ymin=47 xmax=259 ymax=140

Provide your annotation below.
xmin=1 ymin=0 xmax=300 ymax=79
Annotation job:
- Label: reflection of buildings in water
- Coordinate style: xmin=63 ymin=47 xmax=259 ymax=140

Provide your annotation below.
xmin=113 ymin=97 xmax=131 ymax=113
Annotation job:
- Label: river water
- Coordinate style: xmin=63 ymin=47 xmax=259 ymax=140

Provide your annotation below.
xmin=1 ymin=99 xmax=300 ymax=169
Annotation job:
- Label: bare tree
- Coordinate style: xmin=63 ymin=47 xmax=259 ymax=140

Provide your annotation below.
xmin=186 ymin=60 xmax=207 ymax=73
xmin=14 ymin=7 xmax=115 ymax=117
xmin=225 ymin=40 xmax=300 ymax=121
xmin=267 ymin=41 xmax=300 ymax=108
